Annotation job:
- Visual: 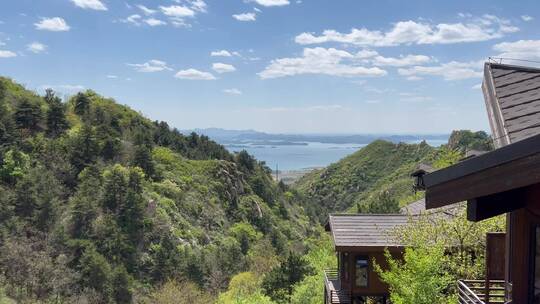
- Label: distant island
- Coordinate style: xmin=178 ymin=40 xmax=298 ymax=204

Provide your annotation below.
xmin=183 ymin=128 xmax=450 ymax=146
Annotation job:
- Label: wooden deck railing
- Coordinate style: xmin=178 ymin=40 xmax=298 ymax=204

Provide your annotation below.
xmin=457 ymin=279 xmax=506 ymax=304
xmin=324 ymin=269 xmax=351 ymax=304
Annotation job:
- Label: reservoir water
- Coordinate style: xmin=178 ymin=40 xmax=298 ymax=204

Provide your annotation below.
xmin=225 ymin=139 xmax=447 ymax=171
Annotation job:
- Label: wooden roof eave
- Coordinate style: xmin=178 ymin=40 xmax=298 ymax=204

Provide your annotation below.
xmin=483 ymin=62 xmax=511 ymax=148
xmin=335 ymin=245 xmax=404 ymax=253
xmin=424 ymin=132 xmax=540 ymax=210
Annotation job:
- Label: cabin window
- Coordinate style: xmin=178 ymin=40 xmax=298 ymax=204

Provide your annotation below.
xmin=355 ymin=256 xmax=368 ymax=287
xmin=340 ymin=253 xmax=349 ymax=281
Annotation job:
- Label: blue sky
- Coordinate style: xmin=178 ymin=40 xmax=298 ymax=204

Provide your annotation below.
xmin=0 ymin=0 xmax=539 ymax=134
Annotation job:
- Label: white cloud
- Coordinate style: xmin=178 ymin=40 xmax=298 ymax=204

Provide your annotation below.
xmin=259 ymin=47 xmax=387 ymax=79
xmin=343 ymin=49 xmax=432 ymax=67
xmin=211 ymin=50 xmax=232 ymax=57
xmin=248 ymin=0 xmax=290 ymax=7
xmin=189 ymin=0 xmax=207 ymax=13
xmin=158 ymin=3 xmax=206 ymax=28
xmin=175 ymin=69 xmax=216 ymax=80
xmin=144 ymin=18 xmax=166 ymax=26
xmin=70 ymin=0 xmax=107 ymax=11
xmin=127 ymin=60 xmax=172 ymax=72
xmin=372 ymin=54 xmax=432 ymax=67
xmin=160 ymin=5 xmax=195 ymax=18
xmin=522 ymin=15 xmax=534 ymax=22
xmin=224 ymin=88 xmax=242 ymax=95
xmin=27 ymin=42 xmax=47 ymax=53
xmin=472 ymin=83 xmax=482 ymax=90
xmin=170 ymin=19 xmax=191 ymax=28
xmin=233 ymin=13 xmax=256 ymax=22
xmin=406 ymin=76 xmax=423 ymax=81
xmin=254 ymin=7 xmax=262 ymax=12
xmin=399 ymin=92 xmax=433 ymax=102
xmin=0 ymin=50 xmax=17 ymax=58
xmin=493 ymin=40 xmax=540 ymax=62
xmin=295 ymin=15 xmax=518 ymax=47
xmin=212 ymin=63 xmax=236 ymax=73
xmin=106 ymin=75 xmax=118 ymax=79
xmin=121 ymin=14 xmax=142 ymax=25
xmin=398 ymin=60 xmax=483 ymax=81
xmin=35 ymin=17 xmax=70 ymax=32
xmin=137 ymin=4 xmax=156 ymax=15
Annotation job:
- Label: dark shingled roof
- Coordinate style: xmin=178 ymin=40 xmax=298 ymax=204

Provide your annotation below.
xmin=400 ymin=198 xmax=426 ymax=215
xmin=483 ymin=62 xmax=540 ymax=147
xmin=326 ymin=214 xmax=409 ymax=248
xmin=400 ymin=198 xmax=464 ymax=216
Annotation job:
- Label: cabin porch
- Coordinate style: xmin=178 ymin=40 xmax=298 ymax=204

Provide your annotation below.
xmin=324 ymin=269 xmax=351 ymax=304
xmin=457 ymin=279 xmax=505 ymax=304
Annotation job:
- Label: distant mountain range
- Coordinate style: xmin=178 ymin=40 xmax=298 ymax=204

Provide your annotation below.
xmin=183 ymin=128 xmax=450 ymax=145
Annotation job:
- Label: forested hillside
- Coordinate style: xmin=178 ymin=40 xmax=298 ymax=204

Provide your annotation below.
xmin=295 ymin=131 xmax=493 ymax=221
xmin=0 ymin=77 xmax=315 ymax=303
xmin=0 ymin=76 xmax=497 ymax=304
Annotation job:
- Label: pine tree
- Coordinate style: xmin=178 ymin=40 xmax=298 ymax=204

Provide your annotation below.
xmin=112 ymin=266 xmax=133 ymax=304
xmin=45 ymin=90 xmax=69 ymax=137
xmin=69 ymin=124 xmax=98 ymax=173
xmin=73 ymin=92 xmax=90 ymax=117
xmin=14 ymin=98 xmax=42 ymax=131
xmin=132 ymin=145 xmax=156 ymax=179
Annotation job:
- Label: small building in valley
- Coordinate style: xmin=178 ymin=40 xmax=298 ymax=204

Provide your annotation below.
xmin=323 ymin=214 xmax=409 ymax=304
xmin=420 ymin=61 xmax=540 ymax=303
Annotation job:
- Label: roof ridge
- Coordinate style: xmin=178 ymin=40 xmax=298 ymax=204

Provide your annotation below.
xmin=490 ymin=62 xmax=540 ymax=74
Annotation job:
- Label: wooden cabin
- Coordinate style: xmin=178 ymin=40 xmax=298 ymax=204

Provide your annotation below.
xmin=420 ymin=62 xmax=540 ymax=303
xmin=323 ymin=214 xmax=409 ymax=304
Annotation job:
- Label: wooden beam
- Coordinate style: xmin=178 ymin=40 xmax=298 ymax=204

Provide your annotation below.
xmin=425 ymin=153 xmax=540 ymax=209
xmin=466 ymin=188 xmax=527 ymax=221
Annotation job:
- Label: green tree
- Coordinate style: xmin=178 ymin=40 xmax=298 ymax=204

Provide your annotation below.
xmin=290 ymin=234 xmax=336 ymax=304
xmin=45 ymin=89 xmax=69 ymax=137
xmin=132 ymin=145 xmax=156 ymax=179
xmin=144 ymin=280 xmax=213 ymax=304
xmin=433 ymin=146 xmax=462 ymax=169
xmin=447 ymin=130 xmax=493 ymax=152
xmin=14 ymin=98 xmax=42 ymax=131
xmin=101 ymin=165 xmax=146 ymax=243
xmin=0 ymin=149 xmax=30 ymax=184
xmin=112 ymin=266 xmax=133 ymax=304
xmin=262 ymin=253 xmax=314 ymax=303
xmin=79 ymin=246 xmax=113 ymax=302
xmin=236 ymin=150 xmax=255 ymax=173
xmin=101 ymin=136 xmax=122 ymax=161
xmin=229 ymin=222 xmax=262 ymax=255
xmin=357 ymin=190 xmax=400 ymax=214
xmin=375 ymin=244 xmax=453 ymax=304
xmin=0 ymin=99 xmax=16 ymax=146
xmin=395 ymin=208 xmax=505 ymax=280
xmin=69 ymin=123 xmax=99 ymax=172
xmin=218 ymin=272 xmax=275 ymax=304
xmin=73 ymin=92 xmax=90 ymax=117
xmin=148 ymin=235 xmax=183 ymax=283
xmin=69 ymin=167 xmax=102 ymax=239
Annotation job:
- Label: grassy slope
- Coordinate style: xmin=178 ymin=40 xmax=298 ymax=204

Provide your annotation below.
xmin=295 ymin=140 xmax=436 ymax=219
